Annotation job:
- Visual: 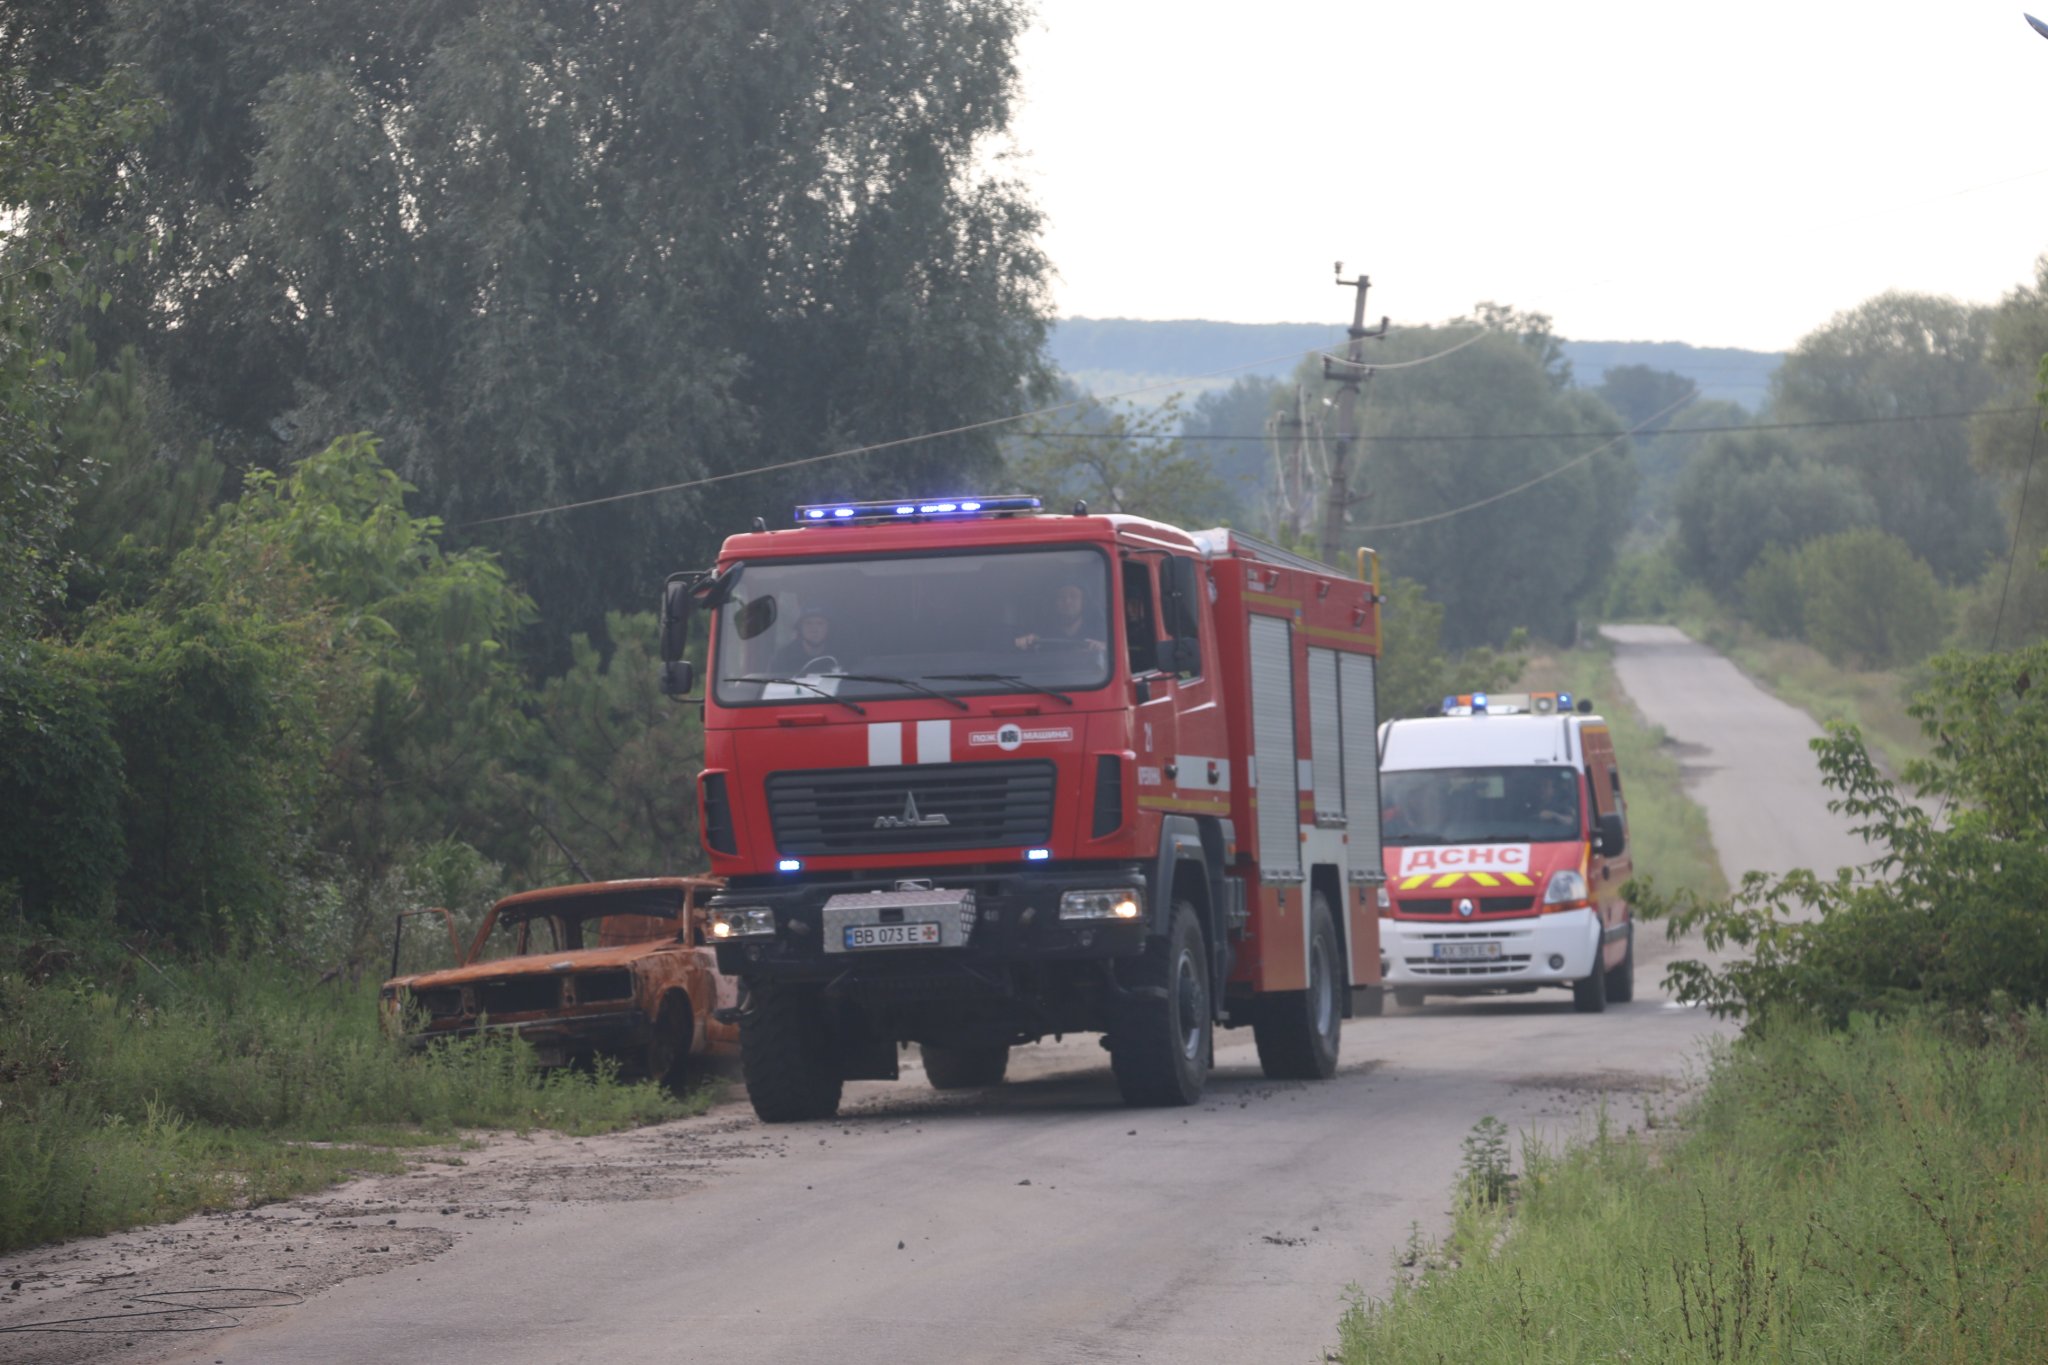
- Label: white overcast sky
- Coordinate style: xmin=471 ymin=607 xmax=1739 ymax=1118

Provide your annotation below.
xmin=1005 ymin=1 xmax=2048 ymax=352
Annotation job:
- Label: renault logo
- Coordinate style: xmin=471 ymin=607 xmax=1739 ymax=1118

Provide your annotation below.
xmin=1456 ymin=898 xmax=1476 ymax=918
xmin=875 ymin=792 xmax=951 ymax=830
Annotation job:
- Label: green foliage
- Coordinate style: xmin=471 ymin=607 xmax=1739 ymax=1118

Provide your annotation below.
xmin=1797 ymin=529 xmax=1949 ymax=668
xmin=1006 ymin=394 xmax=1232 ymax=529
xmin=1376 ymin=576 xmax=1527 ymax=720
xmin=1339 ymin=1013 xmax=2048 ymax=1363
xmin=1457 ymin=1116 xmax=1513 ymax=1206
xmin=30 ymin=0 xmax=1052 ymax=649
xmin=1640 ymin=641 xmax=2048 ymax=1026
xmin=1345 ymin=322 xmax=1634 ymax=646
xmin=0 ymin=957 xmax=697 ymax=1251
xmin=525 ymin=612 xmax=706 ymax=879
xmin=1736 ymin=543 xmax=1805 ymax=640
xmin=0 ymin=647 xmax=124 ymax=923
xmin=1178 ymin=374 xmax=1286 ymax=523
xmin=1673 ymin=431 xmax=1877 ymax=593
xmin=1604 ymin=546 xmax=1694 ymax=620
xmin=1771 ymin=292 xmax=2003 ymax=585
xmin=0 ymin=72 xmax=159 ymax=657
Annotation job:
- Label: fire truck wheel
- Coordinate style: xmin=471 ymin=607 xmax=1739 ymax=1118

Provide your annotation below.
xmin=1572 ymin=948 xmax=1609 ymax=1014
xmin=740 ymin=981 xmax=844 ymax=1122
xmin=1605 ymin=921 xmax=1635 ymax=1003
xmin=1252 ymin=894 xmax=1343 ymax=1080
xmin=919 ymin=1043 xmax=1010 ymax=1090
xmin=1110 ymin=902 xmax=1211 ymax=1107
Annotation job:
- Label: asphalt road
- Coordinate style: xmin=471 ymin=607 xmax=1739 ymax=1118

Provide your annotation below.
xmin=158 ymin=627 xmax=1863 ymax=1365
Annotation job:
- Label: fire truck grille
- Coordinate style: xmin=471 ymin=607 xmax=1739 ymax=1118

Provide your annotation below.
xmin=767 ymin=760 xmax=1056 ymax=854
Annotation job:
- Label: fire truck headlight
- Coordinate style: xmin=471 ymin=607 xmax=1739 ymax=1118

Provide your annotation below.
xmin=1542 ymin=871 xmax=1590 ymax=908
xmin=1060 ymin=889 xmax=1144 ymax=921
xmin=711 ymin=907 xmax=776 ymax=939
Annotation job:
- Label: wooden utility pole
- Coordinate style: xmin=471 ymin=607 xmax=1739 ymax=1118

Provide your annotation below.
xmin=1318 ymin=264 xmax=1387 ymax=567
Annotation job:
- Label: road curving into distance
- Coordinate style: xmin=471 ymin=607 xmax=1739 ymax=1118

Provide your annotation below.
xmin=126 ymin=625 xmax=1868 ymax=1365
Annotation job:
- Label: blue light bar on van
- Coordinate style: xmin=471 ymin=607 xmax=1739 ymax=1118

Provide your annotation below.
xmin=793 ymin=495 xmax=1042 ymax=525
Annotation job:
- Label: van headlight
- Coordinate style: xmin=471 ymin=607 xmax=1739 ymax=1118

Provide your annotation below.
xmin=1376 ymin=884 xmax=1391 ymax=910
xmin=710 ymin=907 xmax=776 ymax=939
xmin=1060 ymin=889 xmax=1143 ymax=921
xmin=1543 ymin=871 xmax=1590 ymax=909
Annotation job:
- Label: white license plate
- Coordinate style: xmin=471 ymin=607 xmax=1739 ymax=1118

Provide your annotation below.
xmin=1432 ymin=941 xmax=1502 ymax=961
xmin=843 ymin=922 xmax=942 ymax=950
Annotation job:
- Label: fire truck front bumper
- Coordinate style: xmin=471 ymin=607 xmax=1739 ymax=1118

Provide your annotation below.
xmin=1377 ymin=908 xmax=1603 ymax=993
xmin=709 ymin=867 xmax=1152 ymax=989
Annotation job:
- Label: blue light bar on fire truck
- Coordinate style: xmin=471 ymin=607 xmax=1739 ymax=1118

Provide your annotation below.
xmin=793 ymin=495 xmax=1042 ymax=525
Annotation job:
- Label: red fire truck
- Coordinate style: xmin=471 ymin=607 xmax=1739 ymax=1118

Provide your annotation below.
xmin=657 ymin=496 xmax=1386 ymax=1121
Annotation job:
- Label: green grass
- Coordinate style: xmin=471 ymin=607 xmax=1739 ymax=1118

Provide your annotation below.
xmin=1339 ymin=1012 xmax=2048 ymax=1363
xmin=1522 ymin=648 xmax=1728 ymax=901
xmin=0 ymin=955 xmax=708 ymax=1252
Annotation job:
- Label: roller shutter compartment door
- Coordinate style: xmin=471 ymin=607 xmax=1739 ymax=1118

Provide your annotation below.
xmin=1307 ymin=647 xmax=1344 ymax=824
xmin=1249 ymin=614 xmax=1301 ymax=881
xmin=1339 ymin=652 xmax=1383 ymax=878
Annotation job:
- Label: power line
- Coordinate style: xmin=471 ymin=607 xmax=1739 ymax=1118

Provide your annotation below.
xmin=1014 ymin=405 xmax=2039 ymax=445
xmin=456 ymin=328 xmax=1491 ymax=528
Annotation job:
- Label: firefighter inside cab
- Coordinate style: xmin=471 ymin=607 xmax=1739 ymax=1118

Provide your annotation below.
xmin=1376 ymin=691 xmax=1635 ymax=1013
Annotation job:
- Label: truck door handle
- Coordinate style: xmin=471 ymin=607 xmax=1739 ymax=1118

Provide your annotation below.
xmin=1164 ymin=762 xmax=1179 ymax=779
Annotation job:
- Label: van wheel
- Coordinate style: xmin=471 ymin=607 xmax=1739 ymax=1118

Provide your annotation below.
xmin=1572 ymin=950 xmax=1609 ymax=1014
xmin=1605 ymin=922 xmax=1636 ymax=1004
xmin=740 ymin=981 xmax=843 ymax=1122
xmin=1253 ymin=893 xmax=1342 ymax=1080
xmin=920 ymin=1043 xmax=1009 ymax=1090
xmin=1111 ymin=903 xmax=1211 ymax=1107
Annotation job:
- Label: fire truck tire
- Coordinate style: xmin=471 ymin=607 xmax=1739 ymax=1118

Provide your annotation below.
xmin=919 ymin=1043 xmax=1010 ymax=1090
xmin=1572 ymin=949 xmax=1609 ymax=1014
xmin=1606 ymin=921 xmax=1636 ymax=1003
xmin=739 ymin=981 xmax=844 ymax=1122
xmin=1110 ymin=902 xmax=1211 ymax=1107
xmin=1252 ymin=894 xmax=1342 ymax=1080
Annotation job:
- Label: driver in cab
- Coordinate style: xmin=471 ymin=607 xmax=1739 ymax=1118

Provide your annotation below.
xmin=1013 ymin=581 xmax=1104 ymax=653
xmin=777 ymin=605 xmax=838 ymax=674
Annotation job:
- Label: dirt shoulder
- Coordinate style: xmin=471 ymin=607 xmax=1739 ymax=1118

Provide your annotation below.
xmin=0 ymin=1079 xmax=784 ymax=1365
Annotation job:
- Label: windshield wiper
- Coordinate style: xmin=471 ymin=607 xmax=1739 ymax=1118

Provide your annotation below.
xmin=924 ymin=673 xmax=1075 ymax=706
xmin=727 ymin=675 xmax=867 ymax=715
xmin=816 ymin=674 xmax=971 ymax=711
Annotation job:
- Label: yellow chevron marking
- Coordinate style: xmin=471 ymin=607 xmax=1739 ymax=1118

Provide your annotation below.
xmin=1504 ymin=872 xmax=1535 ymax=887
xmin=1468 ymin=872 xmax=1500 ymax=887
xmin=1432 ymin=873 xmax=1463 ymax=889
xmin=1400 ymin=874 xmax=1432 ymax=890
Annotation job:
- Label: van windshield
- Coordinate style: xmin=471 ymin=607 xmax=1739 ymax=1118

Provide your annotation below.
xmin=711 ymin=547 xmax=1113 ymax=706
xmin=1381 ymin=766 xmax=1582 ymax=845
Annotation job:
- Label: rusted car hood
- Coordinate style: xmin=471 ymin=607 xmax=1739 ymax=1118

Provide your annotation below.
xmin=388 ymin=939 xmax=688 ymax=992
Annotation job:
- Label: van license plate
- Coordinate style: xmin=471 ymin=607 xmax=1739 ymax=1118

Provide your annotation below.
xmin=1432 ymin=941 xmax=1501 ymax=961
xmin=843 ymin=922 xmax=942 ymax=950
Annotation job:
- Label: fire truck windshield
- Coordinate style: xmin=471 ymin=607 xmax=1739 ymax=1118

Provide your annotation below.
xmin=1380 ymin=766 xmax=1583 ymax=845
xmin=712 ymin=547 xmax=1113 ymax=706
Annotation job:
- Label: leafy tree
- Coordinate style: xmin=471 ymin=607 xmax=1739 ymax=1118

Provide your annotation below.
xmin=0 ymin=73 xmax=157 ymax=658
xmin=21 ymin=1 xmax=1053 ymax=652
xmin=523 ymin=612 xmax=705 ymax=880
xmin=1006 ymin=395 xmax=1231 ymax=528
xmin=1737 ymin=544 xmax=1805 ymax=640
xmin=1797 ymin=529 xmax=1948 ymax=669
xmin=1316 ymin=322 xmax=1633 ymax=647
xmin=1376 ymin=576 xmax=1526 ymax=720
xmin=1769 ymin=292 xmax=2003 ymax=584
xmin=1644 ymin=641 xmax=2048 ymax=1027
xmin=1179 ymin=375 xmax=1286 ymax=525
xmin=1672 ymin=430 xmax=1876 ymax=593
xmin=1962 ymin=256 xmax=2048 ymax=645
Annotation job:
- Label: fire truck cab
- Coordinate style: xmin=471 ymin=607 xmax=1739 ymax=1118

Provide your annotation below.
xmin=659 ymin=497 xmax=1387 ymax=1121
xmin=1376 ymin=693 xmax=1635 ymax=1012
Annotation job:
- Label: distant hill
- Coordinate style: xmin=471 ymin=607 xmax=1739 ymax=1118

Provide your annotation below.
xmin=1047 ymin=317 xmax=1780 ymax=411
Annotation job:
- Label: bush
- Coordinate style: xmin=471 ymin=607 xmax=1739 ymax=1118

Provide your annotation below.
xmin=1640 ymin=640 xmax=2048 ymax=1026
xmin=1736 ymin=543 xmax=1805 ymax=639
xmin=1601 ymin=546 xmax=1691 ymax=620
xmin=0 ymin=649 xmax=124 ymax=924
xmin=1800 ymin=528 xmax=1948 ymax=668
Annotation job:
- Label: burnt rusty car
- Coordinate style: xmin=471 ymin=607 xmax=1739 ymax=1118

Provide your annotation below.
xmin=379 ymin=877 xmax=738 ymax=1091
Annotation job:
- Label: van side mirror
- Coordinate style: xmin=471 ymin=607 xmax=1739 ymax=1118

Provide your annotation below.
xmin=1596 ymin=811 xmax=1627 ymax=857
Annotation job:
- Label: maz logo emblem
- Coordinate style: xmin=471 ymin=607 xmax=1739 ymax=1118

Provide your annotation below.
xmin=876 ymin=792 xmax=951 ymax=830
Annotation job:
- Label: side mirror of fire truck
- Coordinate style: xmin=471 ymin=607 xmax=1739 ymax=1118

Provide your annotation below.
xmin=658 ymin=575 xmax=696 ymax=698
xmin=1161 ymin=636 xmax=1201 ymax=675
xmin=1595 ymin=811 xmax=1627 ymax=857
